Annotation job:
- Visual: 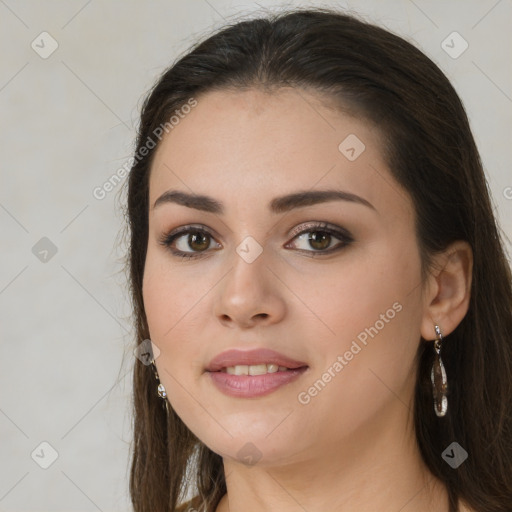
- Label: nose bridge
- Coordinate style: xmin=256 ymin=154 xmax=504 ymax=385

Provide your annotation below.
xmin=225 ymin=238 xmax=270 ymax=305
xmin=214 ymin=236 xmax=286 ymax=326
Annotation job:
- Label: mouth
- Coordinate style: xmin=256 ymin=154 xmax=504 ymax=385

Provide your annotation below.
xmin=205 ymin=348 xmax=309 ymax=374
xmin=210 ymin=363 xmax=309 ymax=375
xmin=204 ymin=348 xmax=309 ymax=397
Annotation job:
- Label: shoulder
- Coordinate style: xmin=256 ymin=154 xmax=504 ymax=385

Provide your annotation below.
xmin=176 ymin=495 xmax=203 ymax=512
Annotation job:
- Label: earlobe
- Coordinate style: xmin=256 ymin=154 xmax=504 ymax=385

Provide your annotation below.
xmin=420 ymin=240 xmax=473 ymax=340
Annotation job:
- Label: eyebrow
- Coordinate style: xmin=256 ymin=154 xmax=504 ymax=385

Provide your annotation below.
xmin=152 ymin=189 xmax=377 ymax=214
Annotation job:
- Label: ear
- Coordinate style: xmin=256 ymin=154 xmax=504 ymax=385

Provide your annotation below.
xmin=420 ymin=240 xmax=473 ymax=340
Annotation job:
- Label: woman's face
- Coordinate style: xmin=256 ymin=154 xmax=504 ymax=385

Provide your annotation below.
xmin=143 ymin=87 xmax=428 ymax=466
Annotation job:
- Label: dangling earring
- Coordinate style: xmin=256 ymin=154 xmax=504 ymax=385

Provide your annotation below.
xmin=157 ymin=382 xmax=167 ymax=399
xmin=151 ymin=360 xmax=167 ymax=399
xmin=431 ymin=325 xmax=448 ymax=417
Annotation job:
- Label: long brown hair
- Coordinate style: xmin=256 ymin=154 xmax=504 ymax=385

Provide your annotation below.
xmin=123 ymin=7 xmax=512 ymax=512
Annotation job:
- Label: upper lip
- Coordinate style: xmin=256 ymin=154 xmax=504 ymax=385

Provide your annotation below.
xmin=205 ymin=348 xmax=308 ymax=372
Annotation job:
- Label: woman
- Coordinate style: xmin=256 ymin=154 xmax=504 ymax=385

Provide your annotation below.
xmin=125 ymin=7 xmax=512 ymax=512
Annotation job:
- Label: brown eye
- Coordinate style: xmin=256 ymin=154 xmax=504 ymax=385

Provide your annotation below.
xmin=306 ymin=231 xmax=332 ymax=251
xmin=186 ymin=231 xmax=210 ymax=252
xmin=159 ymin=227 xmax=221 ymax=259
xmin=286 ymin=222 xmax=354 ymax=256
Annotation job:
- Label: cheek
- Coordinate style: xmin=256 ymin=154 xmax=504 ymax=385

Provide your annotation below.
xmin=142 ymin=249 xmax=213 ymax=413
xmin=142 ymin=247 xmax=202 ymax=339
xmin=291 ymin=239 xmax=422 ymax=421
xmin=291 ymin=234 xmax=420 ymax=348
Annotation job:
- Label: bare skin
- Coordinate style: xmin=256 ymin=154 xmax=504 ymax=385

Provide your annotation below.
xmin=143 ymin=88 xmax=473 ymax=512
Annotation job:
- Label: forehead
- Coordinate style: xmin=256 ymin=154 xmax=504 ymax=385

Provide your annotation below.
xmin=148 ymin=87 xmax=407 ymax=218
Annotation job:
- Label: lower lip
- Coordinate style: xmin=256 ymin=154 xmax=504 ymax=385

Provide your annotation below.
xmin=206 ymin=367 xmax=309 ymax=398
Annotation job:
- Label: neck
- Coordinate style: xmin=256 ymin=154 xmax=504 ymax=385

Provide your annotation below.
xmin=215 ymin=399 xmax=449 ymax=512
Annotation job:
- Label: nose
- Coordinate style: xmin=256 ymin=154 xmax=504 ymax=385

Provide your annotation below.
xmin=213 ymin=246 xmax=287 ymax=329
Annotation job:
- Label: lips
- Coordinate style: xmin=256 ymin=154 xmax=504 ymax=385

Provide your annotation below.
xmin=205 ymin=348 xmax=308 ymax=372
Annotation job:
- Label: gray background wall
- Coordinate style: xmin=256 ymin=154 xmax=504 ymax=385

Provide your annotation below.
xmin=1 ymin=1 xmax=510 ymax=510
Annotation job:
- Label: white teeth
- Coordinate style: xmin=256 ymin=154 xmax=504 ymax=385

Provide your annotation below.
xmin=249 ymin=364 xmax=269 ymax=376
xmin=224 ymin=363 xmax=287 ymax=375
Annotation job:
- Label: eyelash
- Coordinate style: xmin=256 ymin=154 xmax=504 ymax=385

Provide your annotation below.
xmin=158 ymin=222 xmax=354 ymax=260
